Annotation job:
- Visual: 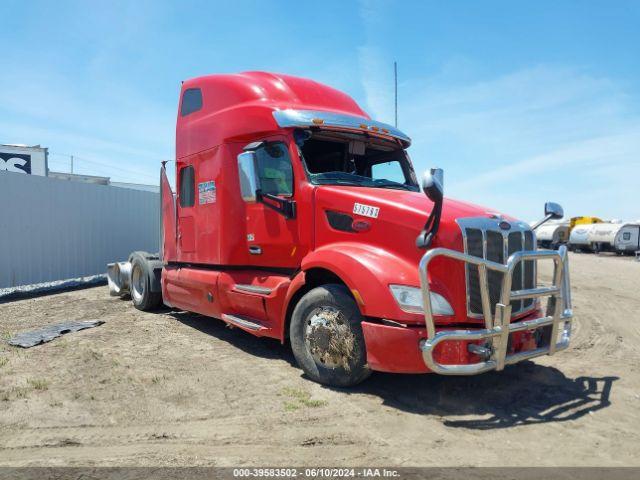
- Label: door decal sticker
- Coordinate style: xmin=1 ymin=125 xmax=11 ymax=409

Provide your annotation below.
xmin=198 ymin=181 xmax=216 ymax=204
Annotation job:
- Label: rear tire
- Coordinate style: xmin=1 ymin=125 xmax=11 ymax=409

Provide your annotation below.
xmin=130 ymin=252 xmax=162 ymax=311
xmin=290 ymin=284 xmax=371 ymax=387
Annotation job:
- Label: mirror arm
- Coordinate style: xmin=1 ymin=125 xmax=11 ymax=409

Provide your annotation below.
xmin=416 ymin=197 xmax=443 ymax=249
xmin=416 ymin=167 xmax=444 ymax=249
xmin=256 ymin=190 xmax=297 ymax=219
xmin=531 ymin=213 xmax=554 ymax=231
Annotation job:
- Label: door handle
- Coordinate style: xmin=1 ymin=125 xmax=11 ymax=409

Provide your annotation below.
xmin=249 ymin=246 xmax=262 ymax=255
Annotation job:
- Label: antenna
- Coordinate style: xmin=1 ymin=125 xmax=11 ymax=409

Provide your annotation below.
xmin=394 ymin=61 xmax=398 ymax=127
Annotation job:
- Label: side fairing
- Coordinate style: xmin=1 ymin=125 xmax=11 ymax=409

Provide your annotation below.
xmin=160 ymin=164 xmax=177 ymax=262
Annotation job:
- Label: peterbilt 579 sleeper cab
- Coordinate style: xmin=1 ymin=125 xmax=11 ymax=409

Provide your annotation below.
xmin=108 ymin=72 xmax=573 ymax=386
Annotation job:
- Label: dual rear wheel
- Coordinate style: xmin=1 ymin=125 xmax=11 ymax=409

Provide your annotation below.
xmin=129 ymin=252 xmax=162 ymax=311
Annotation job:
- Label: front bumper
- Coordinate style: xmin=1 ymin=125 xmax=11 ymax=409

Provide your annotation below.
xmin=418 ymin=245 xmax=573 ymax=375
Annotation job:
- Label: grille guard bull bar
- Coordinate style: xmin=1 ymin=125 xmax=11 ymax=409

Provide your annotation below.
xmin=418 ymin=246 xmax=573 ymax=375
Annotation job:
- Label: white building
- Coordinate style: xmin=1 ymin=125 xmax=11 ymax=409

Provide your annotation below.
xmin=1 ymin=143 xmax=158 ymax=192
xmin=0 ymin=144 xmax=48 ymax=176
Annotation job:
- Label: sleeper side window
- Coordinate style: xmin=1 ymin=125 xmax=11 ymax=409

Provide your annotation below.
xmin=255 ymin=142 xmax=293 ymax=196
xmin=623 ymin=232 xmax=631 ymax=241
xmin=180 ymin=88 xmax=203 ymax=116
xmin=179 ymin=165 xmax=195 ymax=207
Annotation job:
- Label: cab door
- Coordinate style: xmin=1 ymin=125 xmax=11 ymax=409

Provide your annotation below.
xmin=243 ymin=138 xmax=302 ymax=269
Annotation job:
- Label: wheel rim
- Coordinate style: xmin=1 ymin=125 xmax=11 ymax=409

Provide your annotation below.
xmin=131 ymin=264 xmax=145 ymax=302
xmin=303 ymin=306 xmax=355 ymax=370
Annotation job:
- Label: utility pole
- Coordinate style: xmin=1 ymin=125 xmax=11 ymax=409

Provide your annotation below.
xmin=394 ymin=61 xmax=398 ymax=128
xmin=70 ymin=155 xmax=74 ymax=174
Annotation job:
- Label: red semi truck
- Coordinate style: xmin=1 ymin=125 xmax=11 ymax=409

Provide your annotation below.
xmin=108 ymin=71 xmax=573 ymax=386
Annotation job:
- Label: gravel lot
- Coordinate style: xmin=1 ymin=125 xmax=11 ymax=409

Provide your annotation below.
xmin=0 ymin=252 xmax=638 ymax=467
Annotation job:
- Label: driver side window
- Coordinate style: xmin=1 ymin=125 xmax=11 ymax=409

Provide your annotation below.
xmin=255 ymin=142 xmax=293 ymax=196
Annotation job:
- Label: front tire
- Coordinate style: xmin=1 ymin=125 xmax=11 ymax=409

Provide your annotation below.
xmin=290 ymin=284 xmax=371 ymax=387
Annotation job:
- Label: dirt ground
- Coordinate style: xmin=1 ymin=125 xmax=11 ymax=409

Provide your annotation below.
xmin=0 ymin=252 xmax=639 ymax=467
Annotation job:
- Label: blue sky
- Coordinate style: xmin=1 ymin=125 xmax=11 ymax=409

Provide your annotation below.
xmin=1 ymin=0 xmax=638 ymax=221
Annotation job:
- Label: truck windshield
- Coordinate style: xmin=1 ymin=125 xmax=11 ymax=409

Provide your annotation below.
xmin=297 ymin=131 xmax=419 ymax=191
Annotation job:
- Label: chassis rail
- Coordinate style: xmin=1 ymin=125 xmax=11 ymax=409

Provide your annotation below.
xmin=418 ymin=245 xmax=573 ymax=375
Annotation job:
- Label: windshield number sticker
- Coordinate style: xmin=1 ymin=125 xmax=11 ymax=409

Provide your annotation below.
xmin=353 ymin=203 xmax=379 ymax=219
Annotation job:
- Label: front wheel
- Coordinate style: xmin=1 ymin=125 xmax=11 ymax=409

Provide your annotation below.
xmin=290 ymin=284 xmax=371 ymax=387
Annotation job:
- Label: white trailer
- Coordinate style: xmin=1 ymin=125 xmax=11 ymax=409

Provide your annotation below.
xmin=569 ymin=224 xmax=597 ymax=252
xmin=589 ymin=222 xmax=640 ymax=254
xmin=535 ymin=221 xmax=570 ymax=249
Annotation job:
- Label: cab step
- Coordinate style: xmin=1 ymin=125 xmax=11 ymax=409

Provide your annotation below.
xmin=221 ymin=313 xmax=267 ymax=332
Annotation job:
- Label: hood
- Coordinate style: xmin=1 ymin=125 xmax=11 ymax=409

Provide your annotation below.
xmin=317 ymin=185 xmax=518 ymax=221
xmin=314 ymin=185 xmax=520 ymax=259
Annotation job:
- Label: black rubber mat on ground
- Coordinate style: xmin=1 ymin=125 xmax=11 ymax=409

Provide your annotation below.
xmin=8 ymin=320 xmax=104 ymax=348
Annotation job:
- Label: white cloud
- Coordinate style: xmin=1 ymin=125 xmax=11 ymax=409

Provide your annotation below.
xmin=357 ymin=0 xmax=398 ymax=124
xmin=357 ymin=46 xmax=395 ymax=123
xmin=355 ymin=15 xmax=640 ymax=221
xmin=409 ymin=66 xmax=640 ymax=220
xmin=456 ymin=128 xmax=640 ymax=190
xmin=0 ymin=68 xmax=174 ymax=184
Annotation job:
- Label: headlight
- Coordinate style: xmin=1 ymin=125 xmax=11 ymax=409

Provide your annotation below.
xmin=389 ymin=285 xmax=454 ymax=315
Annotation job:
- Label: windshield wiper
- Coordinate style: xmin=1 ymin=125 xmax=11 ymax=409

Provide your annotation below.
xmin=371 ymin=180 xmax=413 ymax=190
xmin=311 ymin=173 xmax=415 ymax=190
xmin=315 ymin=179 xmax=366 ymax=187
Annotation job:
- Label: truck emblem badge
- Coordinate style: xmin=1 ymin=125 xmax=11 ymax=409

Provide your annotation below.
xmin=353 ymin=203 xmax=379 ymax=219
xmin=499 ymin=220 xmax=511 ymax=230
xmin=247 ymin=233 xmax=255 ymax=241
xmin=352 ymin=219 xmax=371 ymax=232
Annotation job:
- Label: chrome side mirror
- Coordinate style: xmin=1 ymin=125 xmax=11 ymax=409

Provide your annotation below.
xmin=532 ymin=201 xmax=565 ymax=230
xmin=545 ymin=202 xmax=564 ymax=220
xmin=416 ymin=168 xmax=445 ymax=249
xmin=237 ymin=151 xmax=259 ymax=202
xmin=421 ymin=168 xmax=444 ymax=202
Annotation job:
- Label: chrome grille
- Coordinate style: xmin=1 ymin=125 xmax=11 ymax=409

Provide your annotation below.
xmin=458 ymin=218 xmax=536 ymax=317
xmin=508 ymin=231 xmax=523 ymax=312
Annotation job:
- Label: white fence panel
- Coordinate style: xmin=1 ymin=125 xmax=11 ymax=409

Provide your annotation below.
xmin=0 ymin=170 xmax=159 ymax=288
